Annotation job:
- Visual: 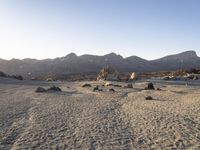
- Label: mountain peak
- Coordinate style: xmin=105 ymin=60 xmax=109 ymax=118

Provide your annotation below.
xmin=66 ymin=52 xmax=77 ymax=57
xmin=103 ymin=53 xmax=123 ymax=59
xmin=125 ymin=55 xmax=147 ymax=61
xmin=63 ymin=53 xmax=78 ymax=60
xmin=179 ymin=50 xmax=197 ymax=57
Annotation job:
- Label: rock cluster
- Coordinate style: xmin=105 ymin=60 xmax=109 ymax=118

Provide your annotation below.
xmin=35 ymin=86 xmax=62 ymax=93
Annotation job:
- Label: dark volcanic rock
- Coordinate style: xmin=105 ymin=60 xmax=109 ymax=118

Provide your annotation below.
xmin=35 ymin=87 xmax=46 ymax=93
xmin=82 ymin=83 xmax=92 ymax=87
xmin=145 ymin=83 xmax=155 ymax=90
xmin=35 ymin=86 xmax=62 ymax=93
xmin=47 ymin=86 xmax=62 ymax=92
xmin=145 ymin=96 xmax=153 ymax=100
xmin=108 ymin=88 xmax=115 ymax=92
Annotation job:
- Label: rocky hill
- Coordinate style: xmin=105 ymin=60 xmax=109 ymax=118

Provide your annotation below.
xmin=0 ymin=51 xmax=199 ymax=78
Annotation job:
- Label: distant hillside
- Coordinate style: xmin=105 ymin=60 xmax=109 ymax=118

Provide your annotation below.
xmin=0 ymin=51 xmax=199 ymax=78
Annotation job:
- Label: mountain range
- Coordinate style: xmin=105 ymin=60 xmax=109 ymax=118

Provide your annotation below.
xmin=0 ymin=50 xmax=199 ymax=78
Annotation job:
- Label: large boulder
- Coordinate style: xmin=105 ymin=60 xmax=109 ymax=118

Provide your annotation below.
xmin=47 ymin=86 xmax=62 ymax=92
xmin=144 ymin=83 xmax=155 ymax=90
xmin=97 ymin=67 xmax=119 ymax=81
xmin=145 ymin=96 xmax=153 ymax=100
xmin=82 ymin=83 xmax=92 ymax=87
xmin=35 ymin=87 xmax=46 ymax=93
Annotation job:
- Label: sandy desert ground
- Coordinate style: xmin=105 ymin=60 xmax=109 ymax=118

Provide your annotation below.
xmin=0 ymin=77 xmax=200 ymax=150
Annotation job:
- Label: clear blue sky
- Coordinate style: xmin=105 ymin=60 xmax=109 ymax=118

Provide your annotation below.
xmin=0 ymin=0 xmax=200 ymax=60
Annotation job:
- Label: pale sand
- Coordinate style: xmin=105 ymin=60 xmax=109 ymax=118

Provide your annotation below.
xmin=0 ymin=78 xmax=199 ymax=149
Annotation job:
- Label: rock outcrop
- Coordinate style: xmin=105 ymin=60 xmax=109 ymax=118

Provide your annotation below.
xmin=97 ymin=67 xmax=119 ymax=81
